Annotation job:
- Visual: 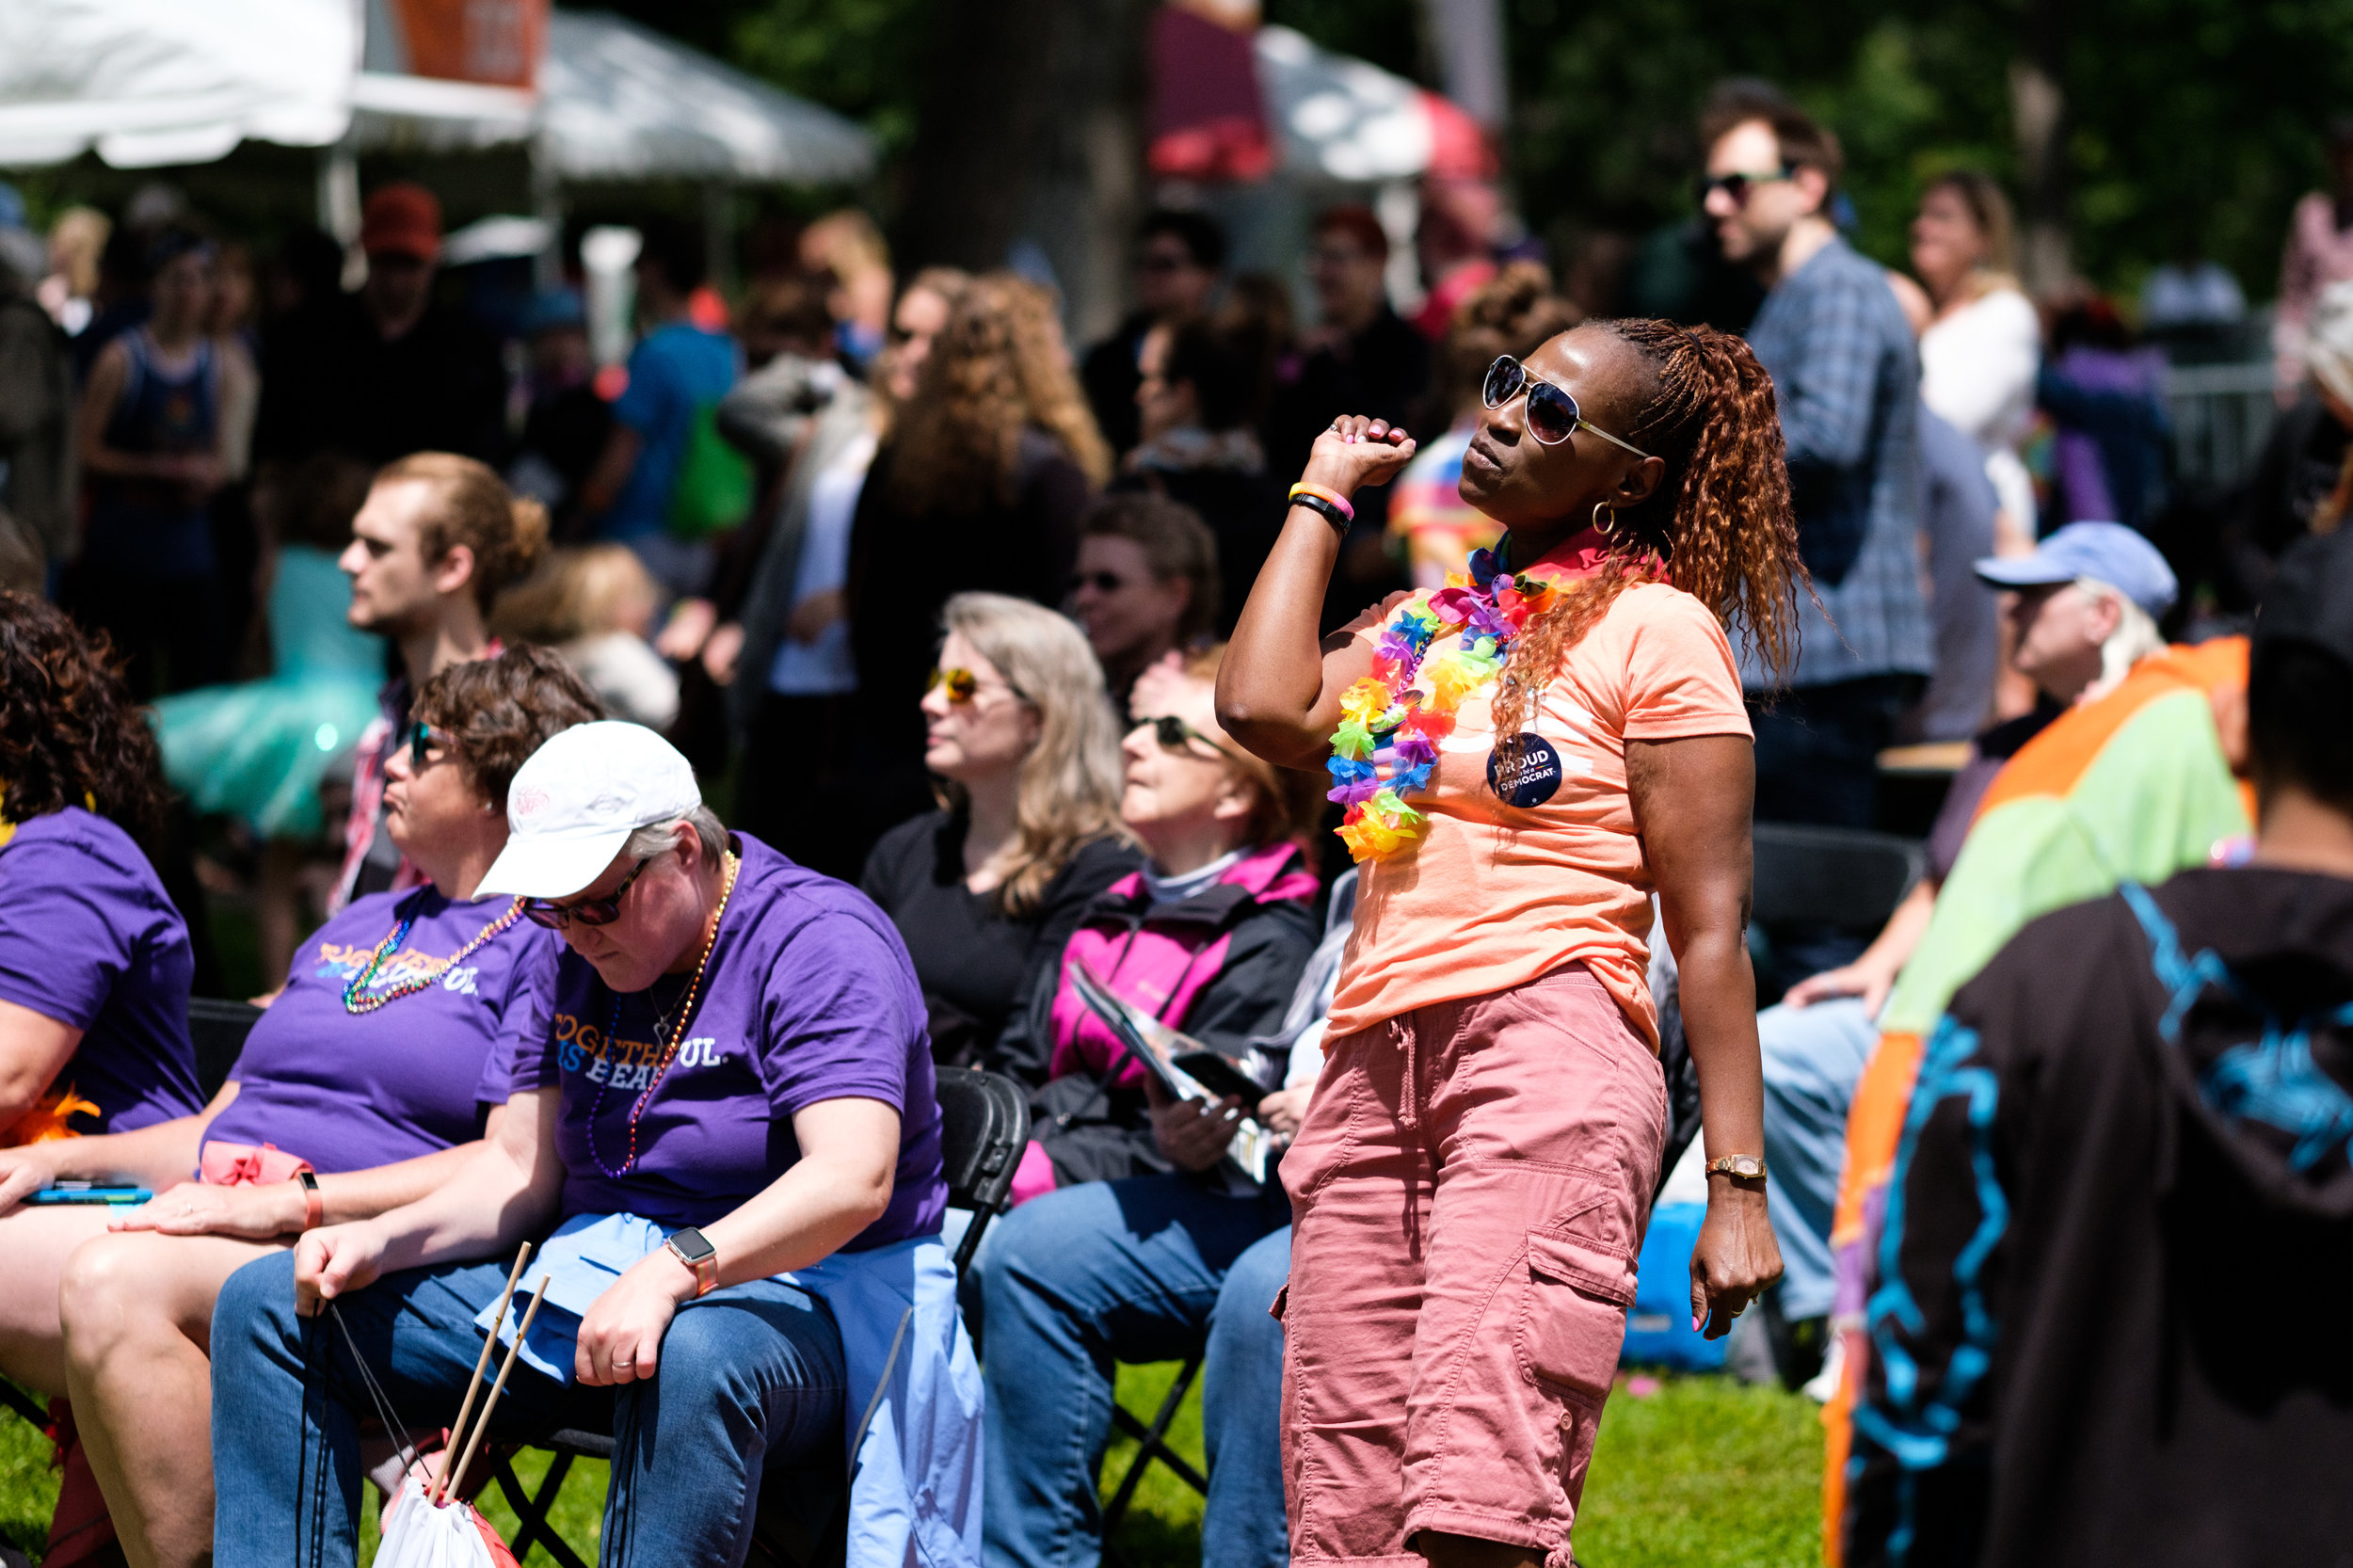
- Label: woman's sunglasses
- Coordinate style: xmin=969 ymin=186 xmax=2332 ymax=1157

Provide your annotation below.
xmin=927 ymin=666 xmax=1031 ymax=705
xmin=1481 ymin=356 xmax=1655 ymax=458
xmin=523 ymin=856 xmax=650 ymax=930
xmin=408 ymin=721 xmax=452 ymax=771
xmin=1069 ymin=570 xmax=1133 ymax=595
xmin=1140 ymin=713 xmax=1246 ymax=765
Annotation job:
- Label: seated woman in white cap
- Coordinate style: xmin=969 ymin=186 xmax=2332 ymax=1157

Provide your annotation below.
xmin=205 ymin=721 xmax=975 ymax=1568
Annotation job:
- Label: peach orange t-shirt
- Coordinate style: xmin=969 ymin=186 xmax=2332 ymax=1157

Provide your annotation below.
xmin=1323 ymin=579 xmax=1753 ymax=1048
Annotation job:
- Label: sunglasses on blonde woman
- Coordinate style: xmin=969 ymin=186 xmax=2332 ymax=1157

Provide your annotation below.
xmin=1482 ymin=356 xmax=1655 ymax=458
xmin=928 ymin=665 xmax=1031 ymax=705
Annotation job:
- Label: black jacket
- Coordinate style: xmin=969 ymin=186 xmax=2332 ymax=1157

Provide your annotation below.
xmin=1847 ymin=867 xmax=2353 ymax=1568
xmin=991 ymin=841 xmax=1319 ymax=1188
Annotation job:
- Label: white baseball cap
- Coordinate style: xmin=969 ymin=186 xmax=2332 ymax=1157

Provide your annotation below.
xmin=475 ymin=721 xmax=702 ymax=900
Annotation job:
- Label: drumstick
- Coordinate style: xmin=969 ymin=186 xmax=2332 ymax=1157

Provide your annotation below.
xmin=442 ymin=1270 xmax=552 ymax=1509
xmin=432 ymin=1242 xmax=533 ymax=1506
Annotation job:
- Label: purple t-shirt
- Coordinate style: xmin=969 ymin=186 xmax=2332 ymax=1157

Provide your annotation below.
xmin=523 ymin=833 xmax=945 ymax=1243
xmin=0 ymin=808 xmax=200 ymax=1133
xmin=202 ymin=888 xmax=560 ymax=1173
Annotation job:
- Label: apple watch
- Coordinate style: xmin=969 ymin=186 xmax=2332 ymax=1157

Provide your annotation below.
xmin=665 ymin=1226 xmax=719 ymax=1297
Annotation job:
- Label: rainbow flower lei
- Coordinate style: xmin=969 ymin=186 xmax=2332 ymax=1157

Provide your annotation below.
xmin=1328 ymin=543 xmax=1564 ymax=862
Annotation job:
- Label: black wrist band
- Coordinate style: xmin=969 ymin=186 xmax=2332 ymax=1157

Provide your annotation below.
xmin=1289 ymin=492 xmax=1351 ymax=534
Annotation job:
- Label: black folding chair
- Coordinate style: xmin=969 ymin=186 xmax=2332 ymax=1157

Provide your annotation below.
xmin=187 ymin=997 xmax=264 ymax=1098
xmin=493 ymin=1067 xmax=1033 ymax=1568
xmin=1101 ymin=1354 xmax=1209 ymax=1549
xmin=1751 ymin=822 xmax=1928 ymax=933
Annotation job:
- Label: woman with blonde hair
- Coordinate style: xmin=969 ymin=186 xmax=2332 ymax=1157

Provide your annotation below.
xmin=492 ymin=542 xmax=677 ymax=728
xmin=844 ymin=272 xmax=1107 ymax=857
xmin=1913 ymin=169 xmax=2041 ymax=549
xmin=861 ymin=591 xmax=1140 ymax=1067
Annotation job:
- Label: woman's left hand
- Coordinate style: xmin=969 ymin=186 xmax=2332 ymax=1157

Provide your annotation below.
xmin=576 ymin=1248 xmax=695 ymax=1385
xmin=112 ymin=1178 xmax=303 ymax=1239
xmin=1689 ymin=1177 xmax=1782 ymax=1338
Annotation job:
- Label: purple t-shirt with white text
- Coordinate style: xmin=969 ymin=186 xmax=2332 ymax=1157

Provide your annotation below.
xmin=524 ymin=833 xmax=945 ymax=1244
xmin=202 ymin=887 xmax=559 ymax=1172
xmin=0 ymin=808 xmax=200 ymax=1133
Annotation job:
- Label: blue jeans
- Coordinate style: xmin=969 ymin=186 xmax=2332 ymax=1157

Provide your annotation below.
xmin=970 ymin=1176 xmax=1291 ymax=1568
xmin=210 ymin=1249 xmax=846 ymax=1568
xmin=1758 ymin=997 xmax=1881 ymax=1320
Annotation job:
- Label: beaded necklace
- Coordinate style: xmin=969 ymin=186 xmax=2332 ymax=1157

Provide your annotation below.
xmin=1325 ymin=539 xmax=1568 ymax=864
xmin=342 ymin=892 xmax=527 ymax=1014
xmin=587 ymin=851 xmax=741 ymax=1179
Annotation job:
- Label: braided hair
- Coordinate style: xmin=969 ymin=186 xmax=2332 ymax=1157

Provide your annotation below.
xmin=1489 ymin=320 xmax=1806 ymax=744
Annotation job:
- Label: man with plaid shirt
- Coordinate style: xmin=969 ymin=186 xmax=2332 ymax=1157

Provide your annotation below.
xmin=1700 ymin=81 xmax=1932 ymax=836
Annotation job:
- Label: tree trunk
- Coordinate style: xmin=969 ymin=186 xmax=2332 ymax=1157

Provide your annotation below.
xmin=2010 ymin=0 xmax=2070 ymax=295
xmin=898 ymin=0 xmax=1153 ymax=344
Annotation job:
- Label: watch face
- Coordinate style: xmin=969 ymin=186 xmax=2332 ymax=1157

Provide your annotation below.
xmin=669 ymin=1227 xmax=716 ymax=1263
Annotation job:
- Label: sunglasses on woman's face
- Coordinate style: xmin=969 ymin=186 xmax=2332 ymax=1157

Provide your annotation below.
xmin=1070 ymin=570 xmax=1132 ymax=596
xmin=1140 ymin=713 xmax=1246 ymax=765
xmin=927 ymin=665 xmax=1031 ymax=705
xmin=523 ymin=856 xmax=652 ymax=930
xmin=408 ymin=721 xmax=453 ymax=772
xmin=1481 ymin=356 xmax=1655 ymax=458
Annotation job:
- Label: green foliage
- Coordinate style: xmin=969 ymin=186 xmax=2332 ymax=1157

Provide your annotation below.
xmin=730 ymin=0 xmax=941 ymax=157
xmin=1512 ymin=0 xmax=2353 ymax=297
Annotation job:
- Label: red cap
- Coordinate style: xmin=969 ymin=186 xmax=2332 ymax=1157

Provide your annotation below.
xmin=360 ymin=183 xmax=442 ymax=263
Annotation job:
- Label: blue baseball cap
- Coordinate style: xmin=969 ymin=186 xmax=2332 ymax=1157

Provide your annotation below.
xmin=1973 ymin=521 xmax=2177 ymax=620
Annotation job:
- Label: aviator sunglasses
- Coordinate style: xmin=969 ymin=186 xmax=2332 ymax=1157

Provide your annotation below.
xmin=927 ymin=665 xmax=1032 ymax=705
xmin=524 ymin=856 xmax=652 ymax=930
xmin=1481 ymin=356 xmax=1655 ymax=458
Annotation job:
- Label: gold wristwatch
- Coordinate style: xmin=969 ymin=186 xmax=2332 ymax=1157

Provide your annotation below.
xmin=1706 ymin=1154 xmax=1767 ymax=1181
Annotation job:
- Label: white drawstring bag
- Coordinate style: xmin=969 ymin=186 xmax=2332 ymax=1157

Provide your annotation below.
xmin=319 ymin=1247 xmax=541 ymax=1568
xmin=375 ymin=1472 xmax=519 ymax=1568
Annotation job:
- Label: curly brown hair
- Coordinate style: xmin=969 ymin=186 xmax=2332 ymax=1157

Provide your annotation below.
xmin=411 ymin=646 xmax=604 ymax=812
xmin=0 ymin=593 xmax=169 ymax=840
xmin=1489 ymin=320 xmax=1807 ymax=744
xmin=887 ymin=274 xmax=1111 ymax=514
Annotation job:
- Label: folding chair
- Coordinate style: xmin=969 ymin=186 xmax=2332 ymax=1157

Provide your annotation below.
xmin=187 ymin=997 xmax=265 ymax=1098
xmin=1751 ymin=823 xmax=1928 ymax=933
xmin=1101 ymin=1355 xmax=1209 ymax=1544
xmin=493 ymin=1067 xmax=1033 ymax=1568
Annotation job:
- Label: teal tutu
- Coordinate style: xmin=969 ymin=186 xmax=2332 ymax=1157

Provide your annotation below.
xmin=152 ymin=676 xmax=382 ymax=839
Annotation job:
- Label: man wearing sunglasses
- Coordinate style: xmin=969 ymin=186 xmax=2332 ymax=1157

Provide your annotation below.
xmin=1699 ymin=81 xmax=1930 ymax=856
xmin=1080 ymin=209 xmax=1228 ymax=459
xmin=217 ymin=721 xmax=982 ymax=1566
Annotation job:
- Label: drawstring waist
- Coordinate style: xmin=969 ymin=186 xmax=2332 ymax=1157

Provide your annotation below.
xmin=1391 ymin=1012 xmax=1421 ymax=1132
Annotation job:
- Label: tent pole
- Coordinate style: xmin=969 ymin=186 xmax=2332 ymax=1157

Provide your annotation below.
xmin=703 ymin=183 xmax=736 ymax=300
xmin=533 ymin=145 xmax=564 ymax=288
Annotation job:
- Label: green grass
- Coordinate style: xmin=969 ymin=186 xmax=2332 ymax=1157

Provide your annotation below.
xmin=1096 ymin=1363 xmax=1823 ymax=1568
xmin=2 ymin=1368 xmax=1820 ymax=1566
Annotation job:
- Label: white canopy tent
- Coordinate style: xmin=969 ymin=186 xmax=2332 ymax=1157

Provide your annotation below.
xmin=0 ymin=3 xmax=875 ymax=192
xmin=0 ymin=0 xmax=360 ymax=169
xmin=348 ymin=11 xmax=874 ymax=186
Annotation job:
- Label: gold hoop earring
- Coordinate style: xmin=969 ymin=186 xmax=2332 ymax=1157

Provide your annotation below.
xmin=1593 ymin=501 xmax=1619 ymax=540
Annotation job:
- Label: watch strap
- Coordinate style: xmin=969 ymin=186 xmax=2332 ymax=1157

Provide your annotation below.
xmin=666 ymin=1229 xmax=719 ymax=1297
xmin=1288 ymin=491 xmax=1351 ymax=534
xmin=296 ymin=1170 xmax=323 ymax=1231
